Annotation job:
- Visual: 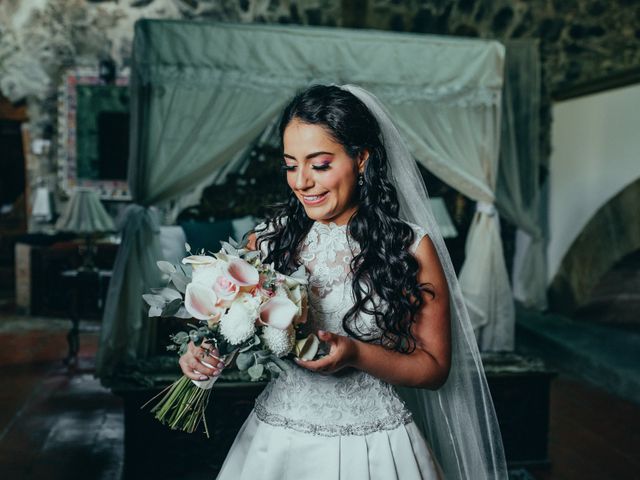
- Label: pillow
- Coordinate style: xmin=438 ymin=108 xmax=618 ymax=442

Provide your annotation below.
xmin=231 ymin=215 xmax=258 ymax=242
xmin=158 ymin=226 xmax=187 ymax=264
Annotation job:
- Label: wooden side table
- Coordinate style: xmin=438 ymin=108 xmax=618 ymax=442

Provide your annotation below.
xmin=61 ymin=268 xmax=112 ymax=366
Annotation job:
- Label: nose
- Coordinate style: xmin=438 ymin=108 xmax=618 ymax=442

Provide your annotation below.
xmin=294 ymin=165 xmax=313 ymax=191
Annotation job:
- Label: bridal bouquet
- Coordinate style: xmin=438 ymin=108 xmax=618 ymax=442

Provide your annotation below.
xmin=142 ymin=237 xmax=319 ymax=436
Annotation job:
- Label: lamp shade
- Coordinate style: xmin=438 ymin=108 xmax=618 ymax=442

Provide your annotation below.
xmin=55 ymin=187 xmax=116 ymax=234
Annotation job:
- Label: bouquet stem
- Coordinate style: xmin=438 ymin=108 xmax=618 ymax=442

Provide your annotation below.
xmin=142 ymin=351 xmax=237 ymax=437
xmin=144 ymin=375 xmax=217 ymax=436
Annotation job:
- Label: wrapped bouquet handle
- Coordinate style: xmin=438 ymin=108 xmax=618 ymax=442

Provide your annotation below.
xmin=190 ymin=350 xmax=237 ymax=390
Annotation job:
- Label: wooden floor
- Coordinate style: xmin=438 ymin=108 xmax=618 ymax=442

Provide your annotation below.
xmin=0 ymin=314 xmax=638 ymax=480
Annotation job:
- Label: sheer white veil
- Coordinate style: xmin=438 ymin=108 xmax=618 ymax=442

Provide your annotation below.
xmin=341 ymin=84 xmax=508 ymax=479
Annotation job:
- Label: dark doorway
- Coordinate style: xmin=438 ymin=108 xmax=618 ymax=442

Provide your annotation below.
xmin=0 ymin=97 xmax=28 ymax=308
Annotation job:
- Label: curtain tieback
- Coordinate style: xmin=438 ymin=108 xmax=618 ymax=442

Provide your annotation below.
xmin=475 ymin=201 xmax=497 ymax=217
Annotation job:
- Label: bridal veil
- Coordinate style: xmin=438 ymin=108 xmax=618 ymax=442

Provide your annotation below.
xmin=341 ymin=85 xmax=508 ymax=479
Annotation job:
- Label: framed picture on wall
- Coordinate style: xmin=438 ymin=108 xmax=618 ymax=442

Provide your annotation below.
xmin=57 ymin=67 xmax=131 ymax=200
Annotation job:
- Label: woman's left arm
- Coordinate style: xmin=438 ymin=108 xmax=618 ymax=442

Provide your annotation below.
xmin=296 ymin=235 xmax=451 ymax=389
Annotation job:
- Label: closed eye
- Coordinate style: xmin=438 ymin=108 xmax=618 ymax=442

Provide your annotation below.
xmin=280 ymin=164 xmax=330 ymax=171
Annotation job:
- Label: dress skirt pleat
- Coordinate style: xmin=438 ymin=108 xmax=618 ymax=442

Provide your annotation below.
xmin=216 ymin=410 xmax=444 ymax=480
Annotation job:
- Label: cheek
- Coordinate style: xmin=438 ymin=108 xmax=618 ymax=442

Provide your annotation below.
xmin=286 ymin=173 xmax=296 ymax=191
xmin=318 ymin=171 xmax=344 ymax=191
xmin=333 ymin=171 xmax=357 ymax=198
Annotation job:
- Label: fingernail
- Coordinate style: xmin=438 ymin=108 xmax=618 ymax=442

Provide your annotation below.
xmin=216 ymin=362 xmax=225 ymax=369
xmin=198 ymin=376 xmax=208 ymax=380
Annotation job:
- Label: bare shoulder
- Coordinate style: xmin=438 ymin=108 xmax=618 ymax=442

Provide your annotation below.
xmin=412 ymin=232 xmax=448 ymax=298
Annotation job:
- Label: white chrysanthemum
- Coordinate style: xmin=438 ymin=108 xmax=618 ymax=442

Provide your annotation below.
xmin=219 ymin=302 xmax=256 ymax=345
xmin=262 ymin=324 xmax=295 ymax=357
xmin=236 ymin=292 xmax=261 ymax=317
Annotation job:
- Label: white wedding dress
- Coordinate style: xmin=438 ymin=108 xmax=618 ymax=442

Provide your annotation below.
xmin=216 ymin=220 xmax=444 ymax=480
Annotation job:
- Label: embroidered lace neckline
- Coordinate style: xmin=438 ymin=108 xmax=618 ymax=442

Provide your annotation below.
xmin=312 ymin=220 xmax=348 ymax=232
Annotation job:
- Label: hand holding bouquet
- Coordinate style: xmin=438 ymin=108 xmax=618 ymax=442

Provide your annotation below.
xmin=142 ymin=237 xmax=319 ymax=435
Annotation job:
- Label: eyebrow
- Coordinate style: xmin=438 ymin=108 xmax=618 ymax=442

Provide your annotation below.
xmin=283 ymin=151 xmax=334 ymax=161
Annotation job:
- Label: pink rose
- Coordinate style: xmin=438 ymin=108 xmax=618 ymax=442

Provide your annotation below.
xmin=213 ymin=275 xmax=239 ymax=308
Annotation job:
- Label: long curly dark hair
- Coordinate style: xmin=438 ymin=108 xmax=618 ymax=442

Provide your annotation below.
xmin=255 ymin=85 xmax=433 ymax=353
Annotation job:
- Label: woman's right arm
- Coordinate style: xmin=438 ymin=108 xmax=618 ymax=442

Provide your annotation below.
xmin=178 ymin=232 xmax=258 ymax=380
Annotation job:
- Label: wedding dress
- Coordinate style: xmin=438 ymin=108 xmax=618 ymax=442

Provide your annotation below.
xmin=216 ymin=219 xmax=444 ymax=480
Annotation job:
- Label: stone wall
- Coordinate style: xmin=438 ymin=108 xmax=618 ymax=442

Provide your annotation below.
xmin=1 ymin=0 xmax=638 ymax=228
xmin=160 ymin=0 xmax=640 ymax=96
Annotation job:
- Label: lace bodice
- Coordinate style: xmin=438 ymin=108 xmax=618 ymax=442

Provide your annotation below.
xmin=255 ymin=219 xmax=428 ymax=436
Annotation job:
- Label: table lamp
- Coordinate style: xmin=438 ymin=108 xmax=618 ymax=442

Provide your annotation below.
xmin=55 ymin=187 xmax=116 ymax=271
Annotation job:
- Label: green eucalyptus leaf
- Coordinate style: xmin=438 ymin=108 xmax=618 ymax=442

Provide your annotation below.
xmin=170 ymin=272 xmax=189 ymax=293
xmin=189 ymin=330 xmax=203 ymax=345
xmin=171 ymin=331 xmax=189 ymax=344
xmin=174 ymin=306 xmax=191 ymax=319
xmin=254 ymin=350 xmax=271 ymax=364
xmin=154 ymin=287 xmax=182 ymax=302
xmin=265 ymin=362 xmax=281 ymax=377
xmin=247 ymin=363 xmax=264 ymax=381
xmin=220 ymin=241 xmax=238 ymax=256
xmin=161 ymin=298 xmax=182 ymax=317
xmin=142 ymin=294 xmax=165 ymax=308
xmin=271 ymin=356 xmax=292 ymax=371
xmin=157 ymin=261 xmax=176 ymax=274
xmin=236 ymin=351 xmax=256 ymax=371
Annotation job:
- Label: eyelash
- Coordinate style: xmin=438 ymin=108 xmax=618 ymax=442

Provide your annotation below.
xmin=281 ymin=164 xmax=330 ymax=172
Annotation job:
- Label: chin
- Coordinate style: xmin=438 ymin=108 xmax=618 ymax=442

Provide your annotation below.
xmin=298 ymin=201 xmax=333 ymax=221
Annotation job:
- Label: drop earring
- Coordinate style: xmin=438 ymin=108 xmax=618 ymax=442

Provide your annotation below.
xmin=358 ymin=173 xmax=364 ymax=186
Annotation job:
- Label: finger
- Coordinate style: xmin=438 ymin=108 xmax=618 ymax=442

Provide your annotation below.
xmin=183 ymin=370 xmax=210 ymax=381
xmin=317 ymin=331 xmax=340 ymax=350
xmin=201 ymin=358 xmax=226 ymax=372
xmin=189 ymin=359 xmax=217 ymax=377
xmin=198 ymin=344 xmax=222 ymax=362
xmin=206 ymin=348 xmax=222 ymax=363
xmin=296 ymin=355 xmax=333 ymax=372
xmin=180 ymin=357 xmax=207 ymax=380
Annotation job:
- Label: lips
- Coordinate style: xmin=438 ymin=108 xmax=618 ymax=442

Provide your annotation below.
xmin=301 ymin=192 xmax=328 ymax=205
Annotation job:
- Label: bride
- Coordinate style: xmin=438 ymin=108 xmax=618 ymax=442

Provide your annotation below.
xmin=179 ymin=85 xmax=507 ymax=479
